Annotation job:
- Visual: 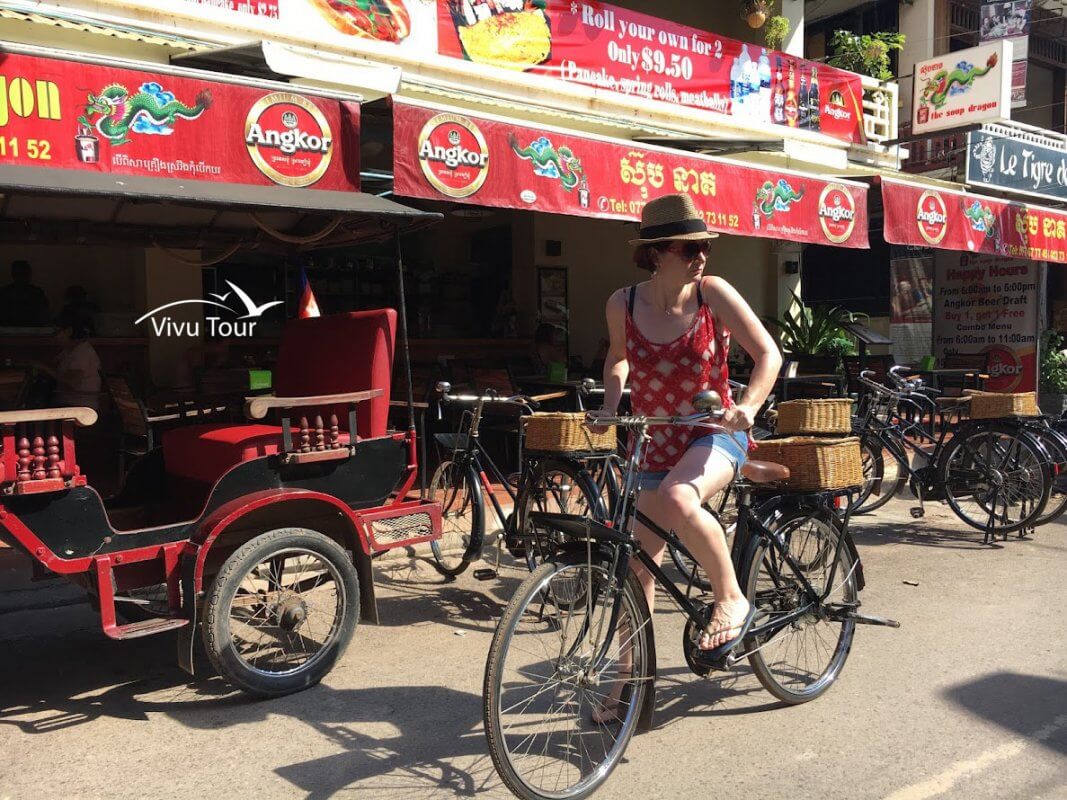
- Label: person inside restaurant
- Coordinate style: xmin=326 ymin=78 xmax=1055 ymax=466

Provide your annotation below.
xmin=59 ymin=284 xmax=101 ymax=337
xmin=32 ymin=310 xmax=103 ymax=410
xmin=0 ymin=260 xmax=49 ymax=327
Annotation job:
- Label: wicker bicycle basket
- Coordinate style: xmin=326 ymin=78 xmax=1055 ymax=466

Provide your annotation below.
xmin=775 ymin=398 xmax=852 ymax=435
xmin=523 ymin=412 xmax=617 ymax=453
xmin=966 ymin=390 xmax=1040 ymax=420
xmin=753 ymin=436 xmax=864 ymax=491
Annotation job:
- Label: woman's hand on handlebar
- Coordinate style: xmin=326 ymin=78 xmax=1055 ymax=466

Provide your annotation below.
xmin=720 ymin=403 xmax=755 ymax=433
xmin=586 ymin=407 xmax=615 ymax=430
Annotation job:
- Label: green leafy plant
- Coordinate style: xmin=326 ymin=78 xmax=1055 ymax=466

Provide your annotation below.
xmin=1039 ymin=329 xmax=1067 ymax=393
xmin=827 ymin=30 xmax=906 ymax=81
xmin=764 ymin=15 xmax=791 ymax=51
xmin=763 ymin=290 xmax=867 ymax=356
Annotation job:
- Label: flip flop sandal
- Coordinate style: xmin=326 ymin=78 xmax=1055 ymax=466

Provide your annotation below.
xmin=695 ymin=605 xmax=758 ymax=663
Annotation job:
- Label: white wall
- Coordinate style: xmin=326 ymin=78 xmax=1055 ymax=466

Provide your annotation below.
xmin=528 ymin=214 xmax=778 ymax=363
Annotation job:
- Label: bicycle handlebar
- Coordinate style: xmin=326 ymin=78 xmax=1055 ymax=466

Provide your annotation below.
xmin=436 ymin=381 xmax=535 ymax=409
xmin=587 ymin=408 xmax=726 ymax=431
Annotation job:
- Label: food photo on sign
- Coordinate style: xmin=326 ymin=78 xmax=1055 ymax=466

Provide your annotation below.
xmin=433 ymin=0 xmax=864 ymax=143
xmin=279 ymin=0 xmax=438 ymax=52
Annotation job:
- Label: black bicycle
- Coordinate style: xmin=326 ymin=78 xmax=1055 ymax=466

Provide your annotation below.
xmin=427 ymin=382 xmax=605 ymax=578
xmin=483 ymin=391 xmax=897 ymax=800
xmin=851 ymin=369 xmax=1053 ymax=543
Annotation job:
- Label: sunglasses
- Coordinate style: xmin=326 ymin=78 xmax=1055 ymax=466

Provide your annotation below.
xmin=665 ymin=240 xmax=712 ymax=260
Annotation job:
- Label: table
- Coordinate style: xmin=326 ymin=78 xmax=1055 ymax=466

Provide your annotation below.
xmin=776 ymin=373 xmax=845 ymax=401
xmin=906 ymin=367 xmax=986 ymax=392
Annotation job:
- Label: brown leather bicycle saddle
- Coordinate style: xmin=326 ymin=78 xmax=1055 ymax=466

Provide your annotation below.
xmin=741 ymin=459 xmax=790 ymax=483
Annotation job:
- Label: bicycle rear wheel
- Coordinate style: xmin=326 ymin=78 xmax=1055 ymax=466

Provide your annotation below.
xmin=428 ymin=460 xmax=484 ymax=577
xmin=938 ymin=424 xmax=1050 ymax=535
xmin=484 ymin=553 xmax=652 ymax=800
xmin=744 ymin=506 xmax=858 ymax=704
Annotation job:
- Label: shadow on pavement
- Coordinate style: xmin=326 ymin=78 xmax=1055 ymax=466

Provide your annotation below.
xmin=945 ymin=672 xmax=1067 ymax=757
xmin=851 ymin=517 xmax=997 ymax=550
xmin=0 ymin=621 xmax=497 ymax=797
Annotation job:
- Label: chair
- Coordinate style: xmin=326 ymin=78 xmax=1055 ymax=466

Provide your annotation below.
xmin=940 ymin=353 xmax=989 ymax=394
xmin=161 ymin=309 xmax=396 ymax=495
xmin=793 ymin=354 xmax=840 ymax=375
xmin=0 ymin=368 xmax=30 ymax=410
xmin=105 ymin=375 xmax=182 ymax=475
xmin=842 ymin=354 xmax=895 ymax=395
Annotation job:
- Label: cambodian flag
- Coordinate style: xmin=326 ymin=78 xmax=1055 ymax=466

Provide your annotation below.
xmin=298 ymin=268 xmax=320 ymax=319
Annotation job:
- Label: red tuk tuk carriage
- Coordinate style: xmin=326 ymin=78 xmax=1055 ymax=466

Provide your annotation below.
xmin=0 ymin=188 xmax=443 ymax=697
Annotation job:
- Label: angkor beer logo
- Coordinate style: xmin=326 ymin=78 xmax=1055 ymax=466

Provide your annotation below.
xmin=817 ymin=184 xmax=856 ymax=244
xmin=135 ymin=281 xmax=283 ymax=338
xmin=417 ymin=113 xmax=489 ymax=199
xmin=984 ymin=345 xmax=1024 ymax=392
xmin=245 ymin=92 xmax=333 ymax=188
xmin=916 ymin=190 xmax=948 ymax=245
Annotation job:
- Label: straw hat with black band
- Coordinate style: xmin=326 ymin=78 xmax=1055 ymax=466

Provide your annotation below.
xmin=629 ymin=193 xmax=720 ymax=245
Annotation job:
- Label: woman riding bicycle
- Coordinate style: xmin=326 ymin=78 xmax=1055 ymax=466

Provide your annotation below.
xmin=590 ymin=193 xmax=781 ymax=663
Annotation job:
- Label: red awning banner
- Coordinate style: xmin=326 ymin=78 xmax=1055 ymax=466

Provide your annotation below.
xmin=392 ymin=100 xmax=869 ymax=248
xmin=0 ymin=51 xmax=359 ymax=192
xmin=882 ymin=177 xmax=1067 ymax=265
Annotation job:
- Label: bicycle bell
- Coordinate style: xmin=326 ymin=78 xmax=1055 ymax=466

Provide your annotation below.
xmin=692 ymin=390 xmax=722 ymax=412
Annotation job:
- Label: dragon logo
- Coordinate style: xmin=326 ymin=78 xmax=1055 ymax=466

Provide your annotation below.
xmin=965 ymin=200 xmax=997 ymax=236
xmin=509 ymin=134 xmax=585 ymax=192
xmin=755 ymin=179 xmax=804 ymax=218
xmin=920 ymin=53 xmax=999 ymax=111
xmin=971 ymin=135 xmax=997 ymax=182
xmin=78 ymin=82 xmax=212 ymax=146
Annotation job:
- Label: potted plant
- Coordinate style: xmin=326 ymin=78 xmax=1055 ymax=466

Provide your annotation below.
xmin=740 ymin=0 xmax=772 ymax=29
xmin=826 ymin=30 xmax=906 ymax=81
xmin=764 ymin=14 xmax=791 ymax=51
xmin=1039 ymin=329 xmax=1067 ymax=415
xmin=763 ymin=290 xmax=866 ymax=359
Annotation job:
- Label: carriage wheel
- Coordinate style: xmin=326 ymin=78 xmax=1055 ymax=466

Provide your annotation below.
xmin=202 ymin=527 xmax=360 ymax=697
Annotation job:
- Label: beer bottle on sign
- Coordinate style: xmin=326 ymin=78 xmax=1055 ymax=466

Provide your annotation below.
xmin=798 ymin=72 xmax=809 ymax=129
xmin=785 ymin=61 xmax=798 ymax=127
xmin=772 ymin=57 xmax=786 ymax=124
xmin=808 ymin=67 xmax=821 ymax=132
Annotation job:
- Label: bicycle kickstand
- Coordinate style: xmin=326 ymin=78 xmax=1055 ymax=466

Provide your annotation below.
xmin=472 ymin=532 xmax=503 ymax=581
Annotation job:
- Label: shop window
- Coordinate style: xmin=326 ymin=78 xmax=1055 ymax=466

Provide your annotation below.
xmin=801 ymin=234 xmax=891 ymax=317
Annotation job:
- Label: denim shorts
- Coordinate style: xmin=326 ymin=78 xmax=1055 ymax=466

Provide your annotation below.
xmin=635 ymin=430 xmax=749 ymax=491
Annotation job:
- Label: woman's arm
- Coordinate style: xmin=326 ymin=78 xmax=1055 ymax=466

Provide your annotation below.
xmin=599 ymin=289 xmax=630 ymax=415
xmin=702 ymin=276 xmax=782 ymax=431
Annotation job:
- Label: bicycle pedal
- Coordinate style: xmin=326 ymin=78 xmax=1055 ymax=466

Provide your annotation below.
xmin=910 ymin=507 xmax=925 ymax=518
xmin=472 ymin=568 xmax=497 ymax=581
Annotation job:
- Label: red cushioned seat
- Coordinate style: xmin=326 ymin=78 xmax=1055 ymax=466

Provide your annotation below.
xmin=162 ymin=309 xmax=395 ymax=487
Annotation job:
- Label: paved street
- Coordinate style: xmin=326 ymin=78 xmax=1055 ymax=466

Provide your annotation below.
xmin=1 ymin=499 xmax=1065 ymax=800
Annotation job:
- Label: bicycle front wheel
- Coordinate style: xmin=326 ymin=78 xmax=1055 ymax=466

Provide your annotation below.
xmin=515 ymin=459 xmax=604 ymax=572
xmin=1030 ymin=425 xmax=1067 ymax=526
xmin=428 ymin=460 xmax=484 ymax=577
xmin=938 ymin=424 xmax=1050 ymax=534
xmin=744 ymin=506 xmax=858 ymax=704
xmin=851 ymin=436 xmax=901 ymax=514
xmin=484 ymin=553 xmax=653 ymax=800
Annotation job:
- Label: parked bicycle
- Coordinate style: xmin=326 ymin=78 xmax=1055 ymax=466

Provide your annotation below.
xmin=427 ymin=382 xmax=605 ymax=578
xmin=483 ymin=390 xmax=897 ymax=800
xmin=851 ymin=369 xmax=1054 ymax=543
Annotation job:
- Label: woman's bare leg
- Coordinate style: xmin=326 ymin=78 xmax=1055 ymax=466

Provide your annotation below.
xmin=590 ymin=488 xmax=667 ymax=723
xmin=658 ymin=445 xmax=749 ymax=650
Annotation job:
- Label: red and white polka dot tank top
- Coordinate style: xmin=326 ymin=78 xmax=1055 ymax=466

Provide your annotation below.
xmin=625 ymin=282 xmax=734 ymax=471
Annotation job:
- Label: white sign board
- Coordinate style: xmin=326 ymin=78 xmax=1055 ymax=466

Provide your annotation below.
xmin=912 ymin=41 xmax=1012 ymax=135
